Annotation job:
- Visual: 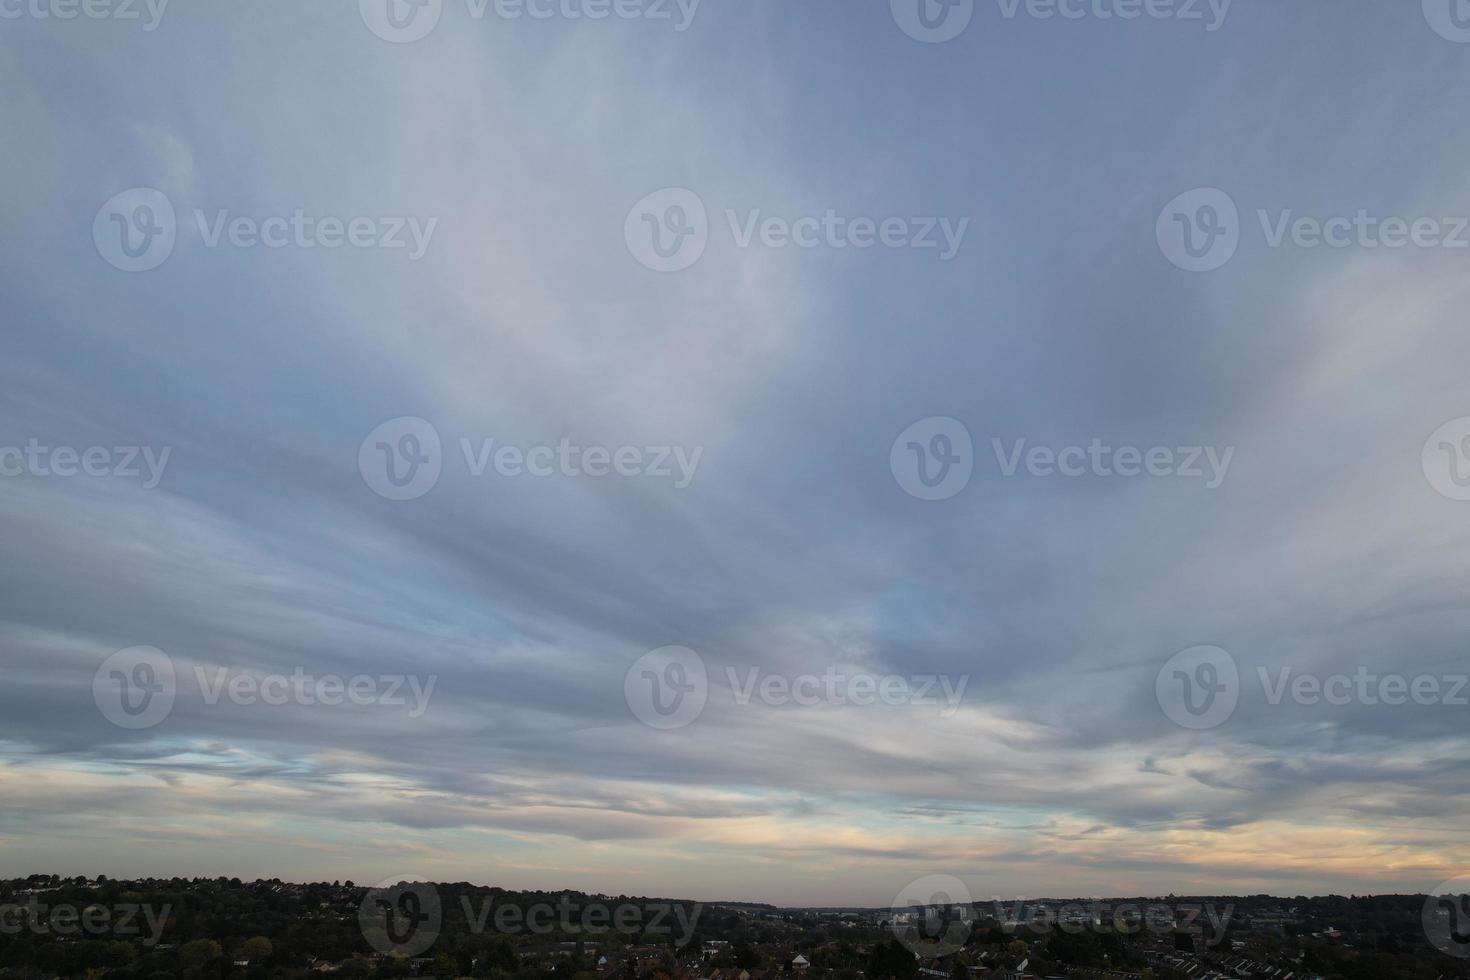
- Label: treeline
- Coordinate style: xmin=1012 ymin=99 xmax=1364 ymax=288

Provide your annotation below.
xmin=0 ymin=877 xmax=703 ymax=980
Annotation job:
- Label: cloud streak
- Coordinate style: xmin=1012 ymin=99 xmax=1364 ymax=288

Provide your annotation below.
xmin=2 ymin=0 xmax=1469 ymax=905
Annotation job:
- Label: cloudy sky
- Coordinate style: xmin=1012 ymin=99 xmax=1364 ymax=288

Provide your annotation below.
xmin=4 ymin=0 xmax=1470 ymax=906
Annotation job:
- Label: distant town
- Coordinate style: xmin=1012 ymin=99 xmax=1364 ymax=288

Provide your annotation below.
xmin=0 ymin=875 xmax=1461 ymax=980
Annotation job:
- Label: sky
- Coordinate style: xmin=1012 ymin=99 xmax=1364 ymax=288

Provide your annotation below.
xmin=4 ymin=0 xmax=1470 ymax=907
